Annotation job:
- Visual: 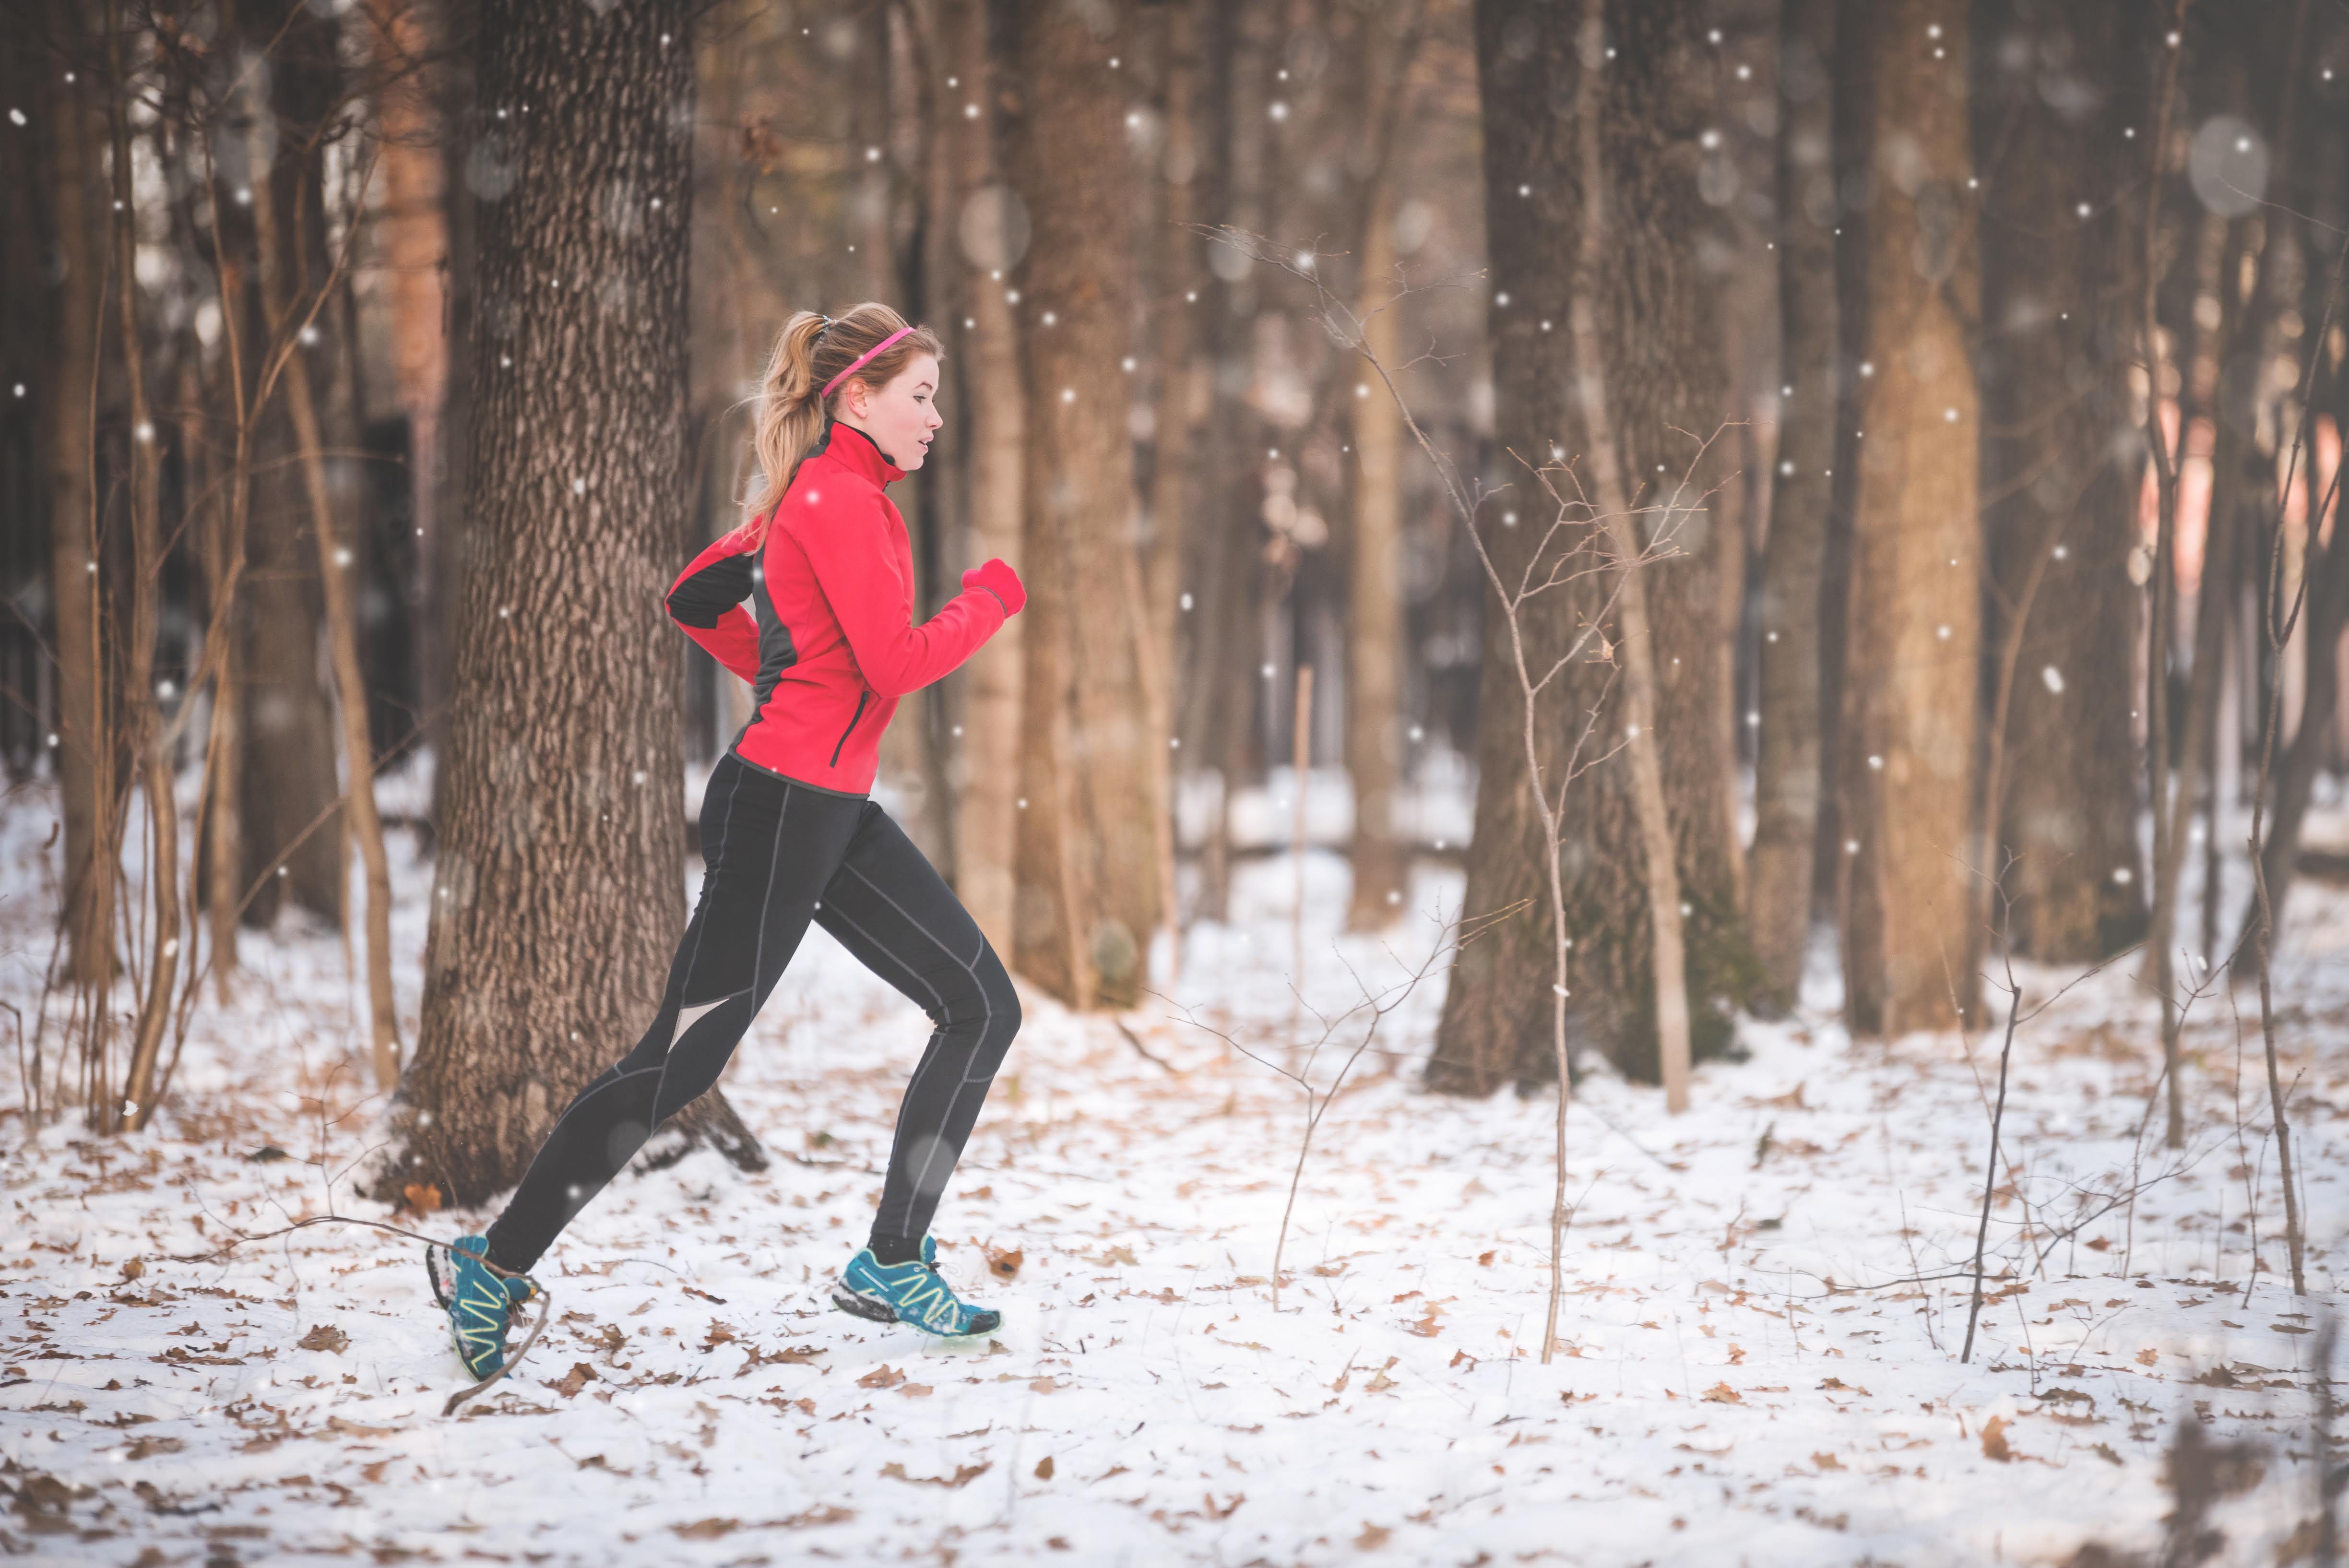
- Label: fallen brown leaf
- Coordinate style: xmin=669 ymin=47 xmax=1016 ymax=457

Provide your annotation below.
xmin=986 ymin=1244 xmax=1024 ymax=1281
xmin=399 ymin=1183 xmax=443 ymax=1217
xmin=857 ymin=1365 xmax=906 ymax=1390
xmin=297 ymin=1325 xmax=348 ymax=1355
xmin=881 ymin=1461 xmax=991 ymax=1489
xmin=1981 ymin=1415 xmax=2014 ymax=1462
xmin=1034 ymin=1456 xmax=1055 ymax=1480
xmin=553 ymin=1362 xmax=597 ymax=1398
xmin=1701 ymin=1382 xmax=1743 ymax=1405
xmin=673 ymin=1519 xmax=737 ymax=1540
xmin=1812 ymin=1452 xmax=1842 ymax=1471
xmin=1356 ymin=1523 xmax=1392 ymax=1549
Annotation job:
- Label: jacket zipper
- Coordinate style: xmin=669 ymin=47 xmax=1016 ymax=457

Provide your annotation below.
xmin=829 ymin=690 xmax=872 ymax=768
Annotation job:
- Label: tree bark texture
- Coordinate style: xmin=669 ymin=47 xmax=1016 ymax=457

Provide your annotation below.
xmin=366 ymin=0 xmax=452 ymax=759
xmin=41 ymin=14 xmax=113 ymax=988
xmin=1746 ymin=0 xmax=1837 ymax=1004
xmin=941 ymin=0 xmax=1029 ymax=962
xmin=1430 ymin=0 xmax=1756 ymax=1092
xmin=1180 ymin=0 xmax=1269 ymax=928
xmin=1007 ymin=0 xmax=1161 ymax=1009
xmin=1343 ymin=12 xmax=1412 ymax=934
xmin=371 ymin=0 xmax=760 ymax=1208
xmin=232 ymin=1 xmax=346 ymax=931
xmin=1976 ymin=0 xmax=2145 ymax=964
xmin=1836 ymin=0 xmax=1981 ymax=1038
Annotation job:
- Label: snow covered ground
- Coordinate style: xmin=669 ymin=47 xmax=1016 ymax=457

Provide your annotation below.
xmin=3 ymin=763 xmax=2345 ymax=1567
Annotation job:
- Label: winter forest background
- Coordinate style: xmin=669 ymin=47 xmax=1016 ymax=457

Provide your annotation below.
xmin=4 ymin=0 xmax=2349 ymax=1563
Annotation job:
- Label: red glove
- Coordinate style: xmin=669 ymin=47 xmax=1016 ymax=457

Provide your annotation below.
xmin=962 ymin=558 xmax=1027 ymax=617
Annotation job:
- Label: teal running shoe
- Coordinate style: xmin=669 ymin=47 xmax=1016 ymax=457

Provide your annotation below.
xmin=832 ymin=1237 xmax=1002 ymax=1337
xmin=425 ymin=1234 xmax=540 ymax=1381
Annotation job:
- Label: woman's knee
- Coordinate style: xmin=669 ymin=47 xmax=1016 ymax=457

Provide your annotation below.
xmin=973 ymin=945 xmax=1021 ymax=1062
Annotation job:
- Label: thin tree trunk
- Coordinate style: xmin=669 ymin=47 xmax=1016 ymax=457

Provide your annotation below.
xmin=1836 ymin=0 xmax=1981 ymax=1039
xmin=1976 ymin=0 xmax=2144 ymax=967
xmin=249 ymin=141 xmax=402 ymax=1087
xmin=107 ymin=0 xmax=177 ymax=1134
xmin=1140 ymin=0 xmax=1203 ymax=969
xmin=370 ymin=0 xmax=761 ymax=1206
xmin=1342 ymin=70 xmax=1410 ymax=932
xmin=1184 ymin=0 xmax=1268 ymax=929
xmin=939 ymin=0 xmax=1027 ymax=961
xmin=1747 ymin=0 xmax=1836 ymax=1004
xmin=234 ymin=0 xmax=346 ymax=932
xmin=44 ymin=4 xmax=111 ymax=993
xmin=2138 ymin=0 xmax=2189 ymax=1148
xmin=366 ymin=0 xmax=451 ymax=759
xmin=1008 ymin=0 xmax=1160 ymax=1008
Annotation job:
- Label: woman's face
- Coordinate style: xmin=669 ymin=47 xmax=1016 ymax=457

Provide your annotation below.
xmin=839 ymin=352 xmax=942 ymax=471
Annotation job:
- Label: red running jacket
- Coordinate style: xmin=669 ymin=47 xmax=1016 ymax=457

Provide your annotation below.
xmin=665 ymin=419 xmax=1012 ymax=796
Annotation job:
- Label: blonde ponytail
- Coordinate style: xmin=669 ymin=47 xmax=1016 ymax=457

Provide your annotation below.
xmin=747 ymin=303 xmax=944 ymax=541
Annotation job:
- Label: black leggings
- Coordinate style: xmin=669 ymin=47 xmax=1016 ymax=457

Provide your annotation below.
xmin=483 ymin=753 xmax=1021 ymax=1273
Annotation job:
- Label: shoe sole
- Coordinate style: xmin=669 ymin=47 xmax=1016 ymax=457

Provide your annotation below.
xmin=830 ymin=1283 xmax=1001 ymax=1338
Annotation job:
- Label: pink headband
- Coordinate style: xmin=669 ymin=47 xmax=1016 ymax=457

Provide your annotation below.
xmin=821 ymin=325 xmax=915 ymax=401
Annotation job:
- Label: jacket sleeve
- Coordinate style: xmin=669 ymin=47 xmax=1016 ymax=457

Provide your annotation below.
xmin=797 ymin=493 xmax=1008 ymax=698
xmin=665 ymin=523 xmax=763 ymax=685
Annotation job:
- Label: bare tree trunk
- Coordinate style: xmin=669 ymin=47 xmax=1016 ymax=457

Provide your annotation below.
xmin=366 ymin=0 xmax=451 ymax=760
xmin=1135 ymin=0 xmax=1205 ymax=971
xmin=1976 ymin=0 xmax=2144 ymax=966
xmin=1342 ymin=3 xmax=1416 ymax=934
xmin=44 ymin=4 xmax=111 ymax=991
xmin=1568 ymin=0 xmax=1688 ymax=1112
xmin=249 ymin=140 xmax=402 ymax=1088
xmin=2138 ymin=0 xmax=2189 ymax=1148
xmin=940 ymin=0 xmax=1027 ymax=961
xmin=107 ymin=0 xmax=177 ymax=1133
xmin=1008 ymin=0 xmax=1161 ymax=1008
xmin=369 ymin=0 xmax=761 ymax=1207
xmin=1431 ymin=0 xmax=1752 ymax=1093
xmin=1747 ymin=0 xmax=1836 ymax=1005
xmin=234 ymin=1 xmax=346 ymax=933
xmin=1835 ymin=0 xmax=1981 ymax=1039
xmin=1184 ymin=0 xmax=1269 ymax=928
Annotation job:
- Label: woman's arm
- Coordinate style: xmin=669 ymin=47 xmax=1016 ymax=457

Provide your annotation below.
xmin=797 ymin=495 xmax=1017 ymax=697
xmin=664 ymin=523 xmax=763 ymax=684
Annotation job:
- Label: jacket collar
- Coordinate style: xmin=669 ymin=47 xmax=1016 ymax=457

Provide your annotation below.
xmin=820 ymin=417 xmax=905 ymax=487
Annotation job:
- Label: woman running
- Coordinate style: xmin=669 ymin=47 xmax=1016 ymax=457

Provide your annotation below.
xmin=429 ymin=305 xmax=1027 ymax=1380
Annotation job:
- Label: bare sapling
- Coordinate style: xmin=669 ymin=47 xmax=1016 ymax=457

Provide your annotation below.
xmin=1191 ymin=219 xmax=1728 ymax=1365
xmin=2137 ymin=0 xmax=2190 ymax=1152
xmin=107 ymin=0 xmax=179 ymax=1136
xmin=1291 ymin=662 xmax=1314 ymax=1056
xmin=1174 ymin=909 xmax=1484 ymax=1310
xmin=2241 ymin=229 xmax=2347 ymax=1297
xmin=1960 ymin=863 xmax=2026 ymax=1364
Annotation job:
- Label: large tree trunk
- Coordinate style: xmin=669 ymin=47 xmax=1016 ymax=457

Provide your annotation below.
xmin=1429 ymin=0 xmax=1755 ymax=1093
xmin=368 ymin=0 xmax=759 ymax=1208
xmin=234 ymin=1 xmax=346 ymax=931
xmin=1006 ymin=0 xmax=1161 ymax=1009
xmin=1976 ymin=0 xmax=2145 ymax=964
xmin=1833 ymin=0 xmax=1981 ymax=1038
xmin=939 ymin=0 xmax=1028 ymax=961
xmin=1746 ymin=0 xmax=1837 ymax=1005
